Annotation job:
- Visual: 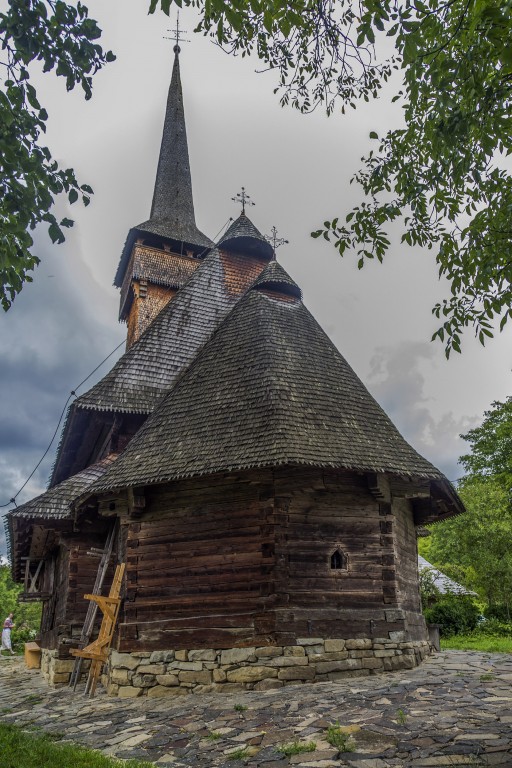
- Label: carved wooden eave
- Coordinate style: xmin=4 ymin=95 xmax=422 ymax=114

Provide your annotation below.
xmin=366 ymin=473 xmax=391 ymax=503
xmin=412 ymin=479 xmax=464 ymax=525
xmin=10 ymin=517 xmax=72 ymax=583
xmin=366 ymin=473 xmax=463 ymax=526
xmin=412 ymin=497 xmax=447 ymax=526
xmin=389 ymin=475 xmax=431 ymax=499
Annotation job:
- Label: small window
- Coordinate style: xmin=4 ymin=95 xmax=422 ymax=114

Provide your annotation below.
xmin=330 ymin=549 xmax=347 ymax=570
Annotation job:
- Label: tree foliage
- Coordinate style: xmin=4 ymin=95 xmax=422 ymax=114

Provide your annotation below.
xmin=152 ymin=0 xmax=512 ymax=356
xmin=0 ymin=565 xmax=41 ymax=647
xmin=459 ymin=397 xmax=512 ymax=486
xmin=426 ymin=399 xmax=512 ymax=619
xmin=423 ymin=593 xmax=480 ymax=636
xmin=0 ymin=0 xmax=114 ymax=310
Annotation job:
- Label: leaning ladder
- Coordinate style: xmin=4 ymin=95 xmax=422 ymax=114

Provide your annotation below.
xmin=71 ymin=562 xmax=125 ymax=697
xmin=68 ymin=523 xmax=117 ymax=690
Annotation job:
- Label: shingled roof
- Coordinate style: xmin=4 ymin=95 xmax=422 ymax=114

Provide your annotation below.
xmin=218 ymin=214 xmax=273 ymax=260
xmin=51 ymin=226 xmax=273 ymax=485
xmin=10 ymin=455 xmax=118 ymax=522
xmin=91 ymin=264 xmax=446 ymax=493
xmin=251 ymin=259 xmax=302 ymax=299
xmin=78 ymin=242 xmax=272 ymax=415
xmin=418 ymin=556 xmax=477 ymax=596
xmin=115 ymin=49 xmax=212 ymax=288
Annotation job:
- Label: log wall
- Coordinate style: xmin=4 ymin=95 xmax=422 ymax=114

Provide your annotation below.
xmin=272 ymin=468 xmax=401 ymax=643
xmin=393 ymin=496 xmax=426 ymax=641
xmin=119 ymin=471 xmax=275 ymax=651
xmin=116 ymin=467 xmax=428 ymax=653
xmin=39 ymin=524 xmax=115 ymax=656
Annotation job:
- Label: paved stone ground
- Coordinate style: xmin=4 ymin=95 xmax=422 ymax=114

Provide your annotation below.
xmin=1 ymin=651 xmax=511 ymax=767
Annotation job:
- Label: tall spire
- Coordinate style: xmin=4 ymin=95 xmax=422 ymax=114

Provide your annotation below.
xmin=136 ymin=46 xmax=212 ymax=248
xmin=150 ymin=47 xmax=194 ymax=224
xmin=114 ymin=46 xmax=212 ymax=288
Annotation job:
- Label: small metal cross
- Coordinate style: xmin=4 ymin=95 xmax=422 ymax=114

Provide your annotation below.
xmin=165 ymin=12 xmax=190 ymax=53
xmin=231 ymin=187 xmax=255 ymax=216
xmin=265 ymin=226 xmax=289 ymax=259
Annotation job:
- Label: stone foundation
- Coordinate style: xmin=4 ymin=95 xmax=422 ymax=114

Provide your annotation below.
xmin=41 ymin=648 xmax=74 ymax=686
xmin=103 ymin=637 xmax=431 ymax=698
xmin=41 ymin=648 xmax=89 ymax=687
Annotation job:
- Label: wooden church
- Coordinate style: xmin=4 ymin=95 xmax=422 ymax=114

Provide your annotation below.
xmin=6 ymin=45 xmax=463 ymax=695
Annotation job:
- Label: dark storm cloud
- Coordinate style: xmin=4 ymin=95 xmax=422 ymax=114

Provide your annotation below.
xmin=366 ymin=341 xmax=477 ymax=482
xmin=0 ymin=228 xmax=124 ymax=556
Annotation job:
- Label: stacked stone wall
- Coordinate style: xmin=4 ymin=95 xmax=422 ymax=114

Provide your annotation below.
xmin=41 ymin=648 xmax=91 ymax=687
xmin=103 ymin=637 xmax=431 ymax=698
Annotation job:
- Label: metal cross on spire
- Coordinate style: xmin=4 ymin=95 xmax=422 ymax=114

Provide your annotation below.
xmin=231 ymin=187 xmax=255 ymax=216
xmin=265 ymin=226 xmax=289 ymax=260
xmin=164 ymin=12 xmax=190 ymax=53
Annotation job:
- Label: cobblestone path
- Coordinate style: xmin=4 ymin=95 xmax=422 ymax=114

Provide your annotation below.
xmin=1 ymin=651 xmax=511 ymax=767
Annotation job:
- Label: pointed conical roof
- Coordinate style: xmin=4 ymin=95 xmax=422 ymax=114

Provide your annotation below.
xmin=251 ymin=260 xmax=302 ymax=299
xmin=115 ymin=49 xmax=212 ymax=287
xmin=91 ymin=280 xmax=446 ymax=493
xmin=218 ymin=214 xmax=274 ymax=260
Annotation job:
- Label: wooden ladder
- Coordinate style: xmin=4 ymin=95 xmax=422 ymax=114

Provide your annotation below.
xmin=69 ymin=523 xmax=117 ymax=690
xmin=70 ymin=562 xmax=125 ymax=697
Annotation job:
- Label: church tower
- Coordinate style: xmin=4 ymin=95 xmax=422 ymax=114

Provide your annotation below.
xmin=114 ymin=45 xmax=212 ymax=349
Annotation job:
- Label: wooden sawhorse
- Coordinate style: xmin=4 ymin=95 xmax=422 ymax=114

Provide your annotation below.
xmin=71 ymin=562 xmax=125 ymax=697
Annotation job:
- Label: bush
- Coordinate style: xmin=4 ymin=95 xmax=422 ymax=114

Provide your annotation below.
xmin=12 ymin=626 xmax=38 ymax=648
xmin=424 ymin=595 xmax=480 ymax=636
xmin=472 ymin=618 xmax=512 ymax=637
xmin=483 ymin=604 xmax=512 ymax=622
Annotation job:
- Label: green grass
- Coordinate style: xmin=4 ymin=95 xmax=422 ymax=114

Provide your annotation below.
xmin=206 ymin=730 xmax=222 ymax=741
xmin=233 ymin=704 xmax=247 ymax=712
xmin=0 ymin=723 xmax=153 ymax=768
xmin=277 ymin=740 xmax=316 ymax=756
xmin=396 ymin=708 xmax=407 ymax=725
xmin=441 ymin=635 xmax=512 ymax=653
xmin=227 ymin=746 xmax=250 ymax=760
xmin=325 ymin=723 xmax=355 ymax=753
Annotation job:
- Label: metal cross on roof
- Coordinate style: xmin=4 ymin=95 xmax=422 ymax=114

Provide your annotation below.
xmin=231 ymin=187 xmax=255 ymax=216
xmin=165 ymin=12 xmax=190 ymax=53
xmin=265 ymin=226 xmax=289 ymax=259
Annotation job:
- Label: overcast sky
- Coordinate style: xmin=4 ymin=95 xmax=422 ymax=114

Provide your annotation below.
xmin=1 ymin=0 xmax=511 ymax=555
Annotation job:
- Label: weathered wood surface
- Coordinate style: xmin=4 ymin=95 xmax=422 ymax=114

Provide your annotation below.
xmin=39 ymin=524 xmax=116 ymax=657
xmin=115 ymin=467 xmax=427 ymax=652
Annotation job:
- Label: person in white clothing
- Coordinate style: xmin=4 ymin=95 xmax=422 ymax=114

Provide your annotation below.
xmin=1 ymin=613 xmax=15 ymax=655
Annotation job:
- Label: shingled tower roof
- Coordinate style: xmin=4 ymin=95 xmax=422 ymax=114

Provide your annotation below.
xmin=251 ymin=259 xmax=302 ymax=299
xmin=92 ymin=264 xmax=448 ymax=494
xmin=115 ymin=48 xmax=212 ymax=288
xmin=51 ymin=219 xmax=273 ymax=485
xmin=218 ymin=214 xmax=274 ymax=260
xmin=81 ymin=224 xmax=274 ymax=415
